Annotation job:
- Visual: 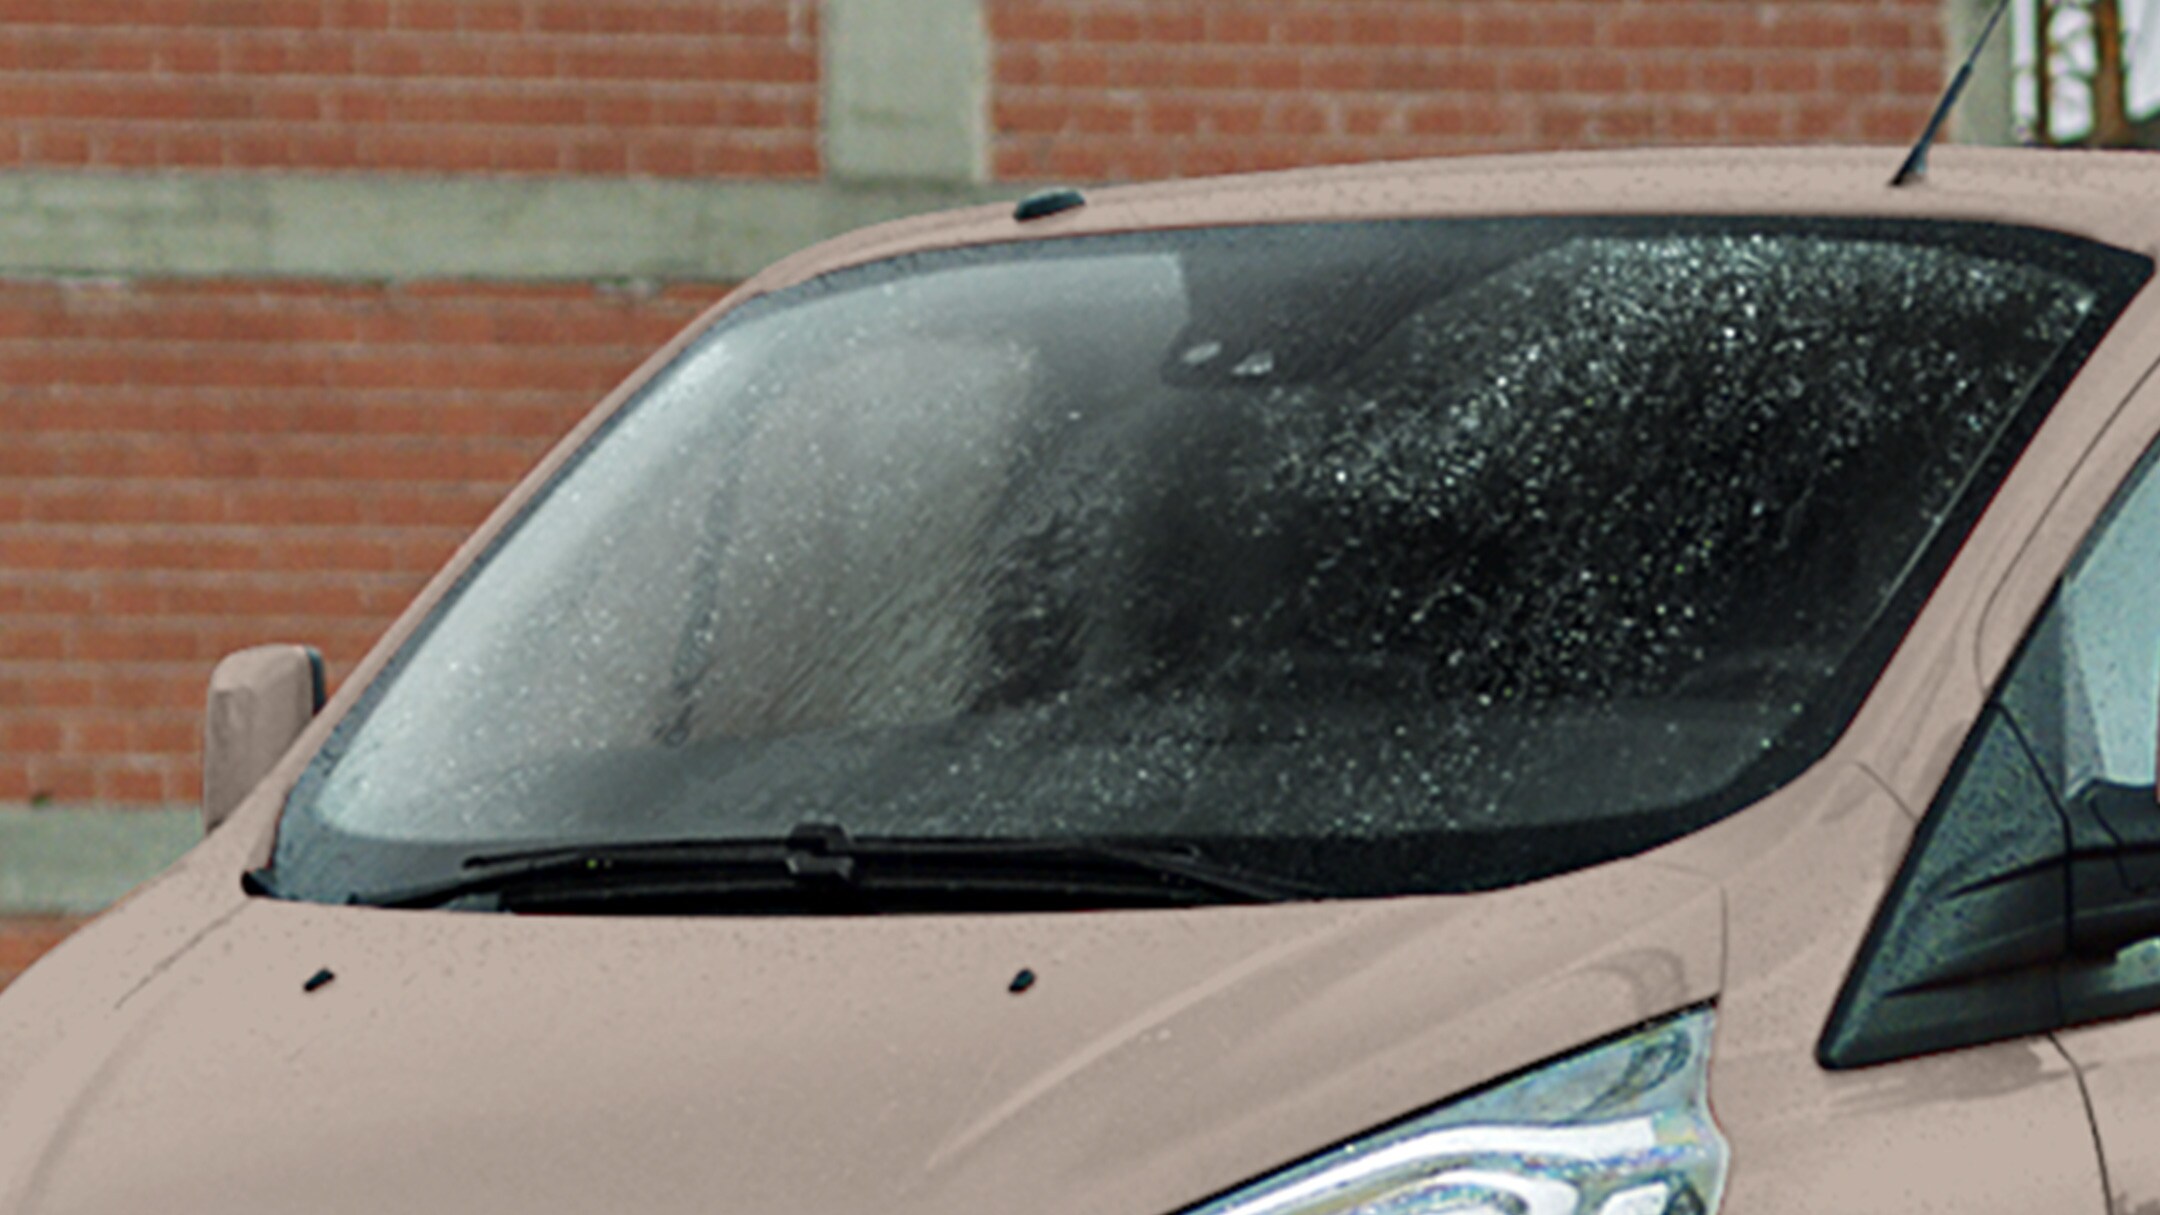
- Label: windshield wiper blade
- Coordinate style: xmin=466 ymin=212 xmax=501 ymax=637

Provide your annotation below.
xmin=348 ymin=843 xmax=779 ymax=911
xmin=346 ymin=822 xmax=1318 ymax=911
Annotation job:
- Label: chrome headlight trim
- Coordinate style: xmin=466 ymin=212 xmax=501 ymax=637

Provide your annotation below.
xmin=1184 ymin=1004 xmax=1727 ymax=1215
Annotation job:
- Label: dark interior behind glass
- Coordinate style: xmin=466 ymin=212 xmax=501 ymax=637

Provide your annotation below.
xmin=269 ymin=217 xmax=2152 ymax=906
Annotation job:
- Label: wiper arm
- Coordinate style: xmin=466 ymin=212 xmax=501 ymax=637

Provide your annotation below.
xmin=346 ymin=822 xmax=1320 ymax=912
xmin=347 ymin=837 xmax=790 ymax=911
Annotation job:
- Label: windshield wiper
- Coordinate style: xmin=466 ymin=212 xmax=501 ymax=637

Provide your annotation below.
xmin=344 ymin=822 xmax=1320 ymax=912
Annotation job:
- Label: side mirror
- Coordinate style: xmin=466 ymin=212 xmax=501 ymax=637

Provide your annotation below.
xmin=203 ymin=645 xmax=325 ymax=835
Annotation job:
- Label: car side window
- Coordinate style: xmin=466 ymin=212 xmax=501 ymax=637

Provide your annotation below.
xmin=2039 ymin=459 xmax=2160 ymax=795
xmin=1823 ymin=435 xmax=2160 ymax=1068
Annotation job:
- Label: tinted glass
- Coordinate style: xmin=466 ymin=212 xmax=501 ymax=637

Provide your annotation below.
xmin=273 ymin=218 xmax=2149 ymax=904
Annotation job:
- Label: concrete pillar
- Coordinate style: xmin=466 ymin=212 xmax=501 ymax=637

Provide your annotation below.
xmin=822 ymin=0 xmax=990 ymax=183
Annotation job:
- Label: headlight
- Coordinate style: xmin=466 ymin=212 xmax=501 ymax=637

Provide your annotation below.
xmin=1184 ymin=1005 xmax=1727 ymax=1215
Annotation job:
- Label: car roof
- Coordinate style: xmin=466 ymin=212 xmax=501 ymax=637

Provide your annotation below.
xmin=741 ymin=145 xmax=2160 ymax=300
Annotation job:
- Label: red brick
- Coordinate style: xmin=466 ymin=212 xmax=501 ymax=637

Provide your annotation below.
xmin=1794 ymin=100 xmax=1851 ymax=140
xmin=15 ymin=675 xmax=96 ymax=709
xmin=1609 ymin=10 xmax=1729 ymax=50
xmin=1759 ymin=58 xmax=1823 ymax=93
xmin=1272 ymin=97 xmax=1330 ymax=137
xmin=1142 ymin=97 xmax=1201 ymax=136
xmin=1855 ymin=12 xmax=1924 ymax=51
xmin=1341 ymin=9 xmax=1403 ymax=46
xmin=2 ymin=719 xmax=63 ymax=752
xmin=1471 ymin=10 xmax=1551 ymax=49
xmin=1829 ymin=57 xmax=1886 ymax=94
xmin=1078 ymin=7 xmax=1144 ymax=43
xmin=1775 ymin=10 xmax=1858 ymax=50
xmin=1570 ymin=61 xmax=1627 ymax=94
xmin=1142 ymin=9 xmax=1205 ymax=42
xmin=154 ymin=31 xmax=222 ymax=73
xmin=1205 ymin=8 xmax=1271 ymax=45
xmin=25 ymin=759 xmax=96 ymax=802
xmin=995 ymin=45 xmax=1043 ymax=87
xmin=1304 ymin=54 xmax=1378 ymax=92
xmin=6 ymin=2 xmax=816 ymax=174
xmin=1729 ymin=101 xmax=1794 ymax=141
xmin=1105 ymin=48 xmax=1192 ymax=89
xmin=26 ymin=126 xmax=90 ymax=163
xmin=1071 ymin=98 xmax=1138 ymax=135
xmin=1375 ymin=55 xmax=1484 ymax=93
xmin=1041 ymin=46 xmax=1110 ymax=88
xmin=628 ymin=137 xmax=696 ymax=176
xmin=1861 ymin=100 xmax=1929 ymax=140
xmin=1699 ymin=58 xmax=1756 ymax=95
xmin=1534 ymin=102 xmax=1594 ymax=143
xmin=988 ymin=3 xmax=1073 ymax=42
xmin=1636 ymin=59 xmax=1693 ymax=95
xmin=99 ymin=768 xmax=170 ymax=802
xmin=1280 ymin=7 xmax=1337 ymax=45
xmin=1400 ymin=8 xmax=1467 ymax=45
xmin=0 ymin=918 xmax=87 ymax=995
xmin=1505 ymin=58 xmax=1566 ymax=94
xmin=1179 ymin=52 xmax=1241 ymax=91
xmin=1666 ymin=106 xmax=1722 ymax=142
xmin=1041 ymin=139 xmax=1113 ymax=180
xmin=1893 ymin=59 xmax=1946 ymax=95
xmin=1199 ymin=99 xmax=1264 ymax=137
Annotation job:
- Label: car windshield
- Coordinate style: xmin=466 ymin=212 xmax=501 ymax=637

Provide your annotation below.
xmin=271 ymin=216 xmax=2149 ymax=905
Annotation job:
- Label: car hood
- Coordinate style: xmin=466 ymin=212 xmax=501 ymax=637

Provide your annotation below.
xmin=0 ymin=858 xmax=1720 ymax=1215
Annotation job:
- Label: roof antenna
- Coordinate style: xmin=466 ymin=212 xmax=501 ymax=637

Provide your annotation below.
xmin=1892 ymin=0 xmax=2013 ymax=186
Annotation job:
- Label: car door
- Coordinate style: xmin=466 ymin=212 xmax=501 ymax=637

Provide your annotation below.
xmin=2059 ymin=1006 xmax=2160 ymax=1215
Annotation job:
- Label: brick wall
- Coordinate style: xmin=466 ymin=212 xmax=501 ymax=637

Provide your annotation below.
xmin=0 ymin=0 xmax=1948 ymax=183
xmin=989 ymin=0 xmax=1946 ymax=179
xmin=0 ymin=279 xmax=723 ymax=805
xmin=0 ymin=0 xmax=820 ymax=176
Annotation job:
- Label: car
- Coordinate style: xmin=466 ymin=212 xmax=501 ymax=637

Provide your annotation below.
xmin=6 ymin=143 xmax=2160 ymax=1215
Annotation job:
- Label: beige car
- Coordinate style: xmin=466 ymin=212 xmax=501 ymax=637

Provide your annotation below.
xmin=8 ymin=146 xmax=2160 ymax=1215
